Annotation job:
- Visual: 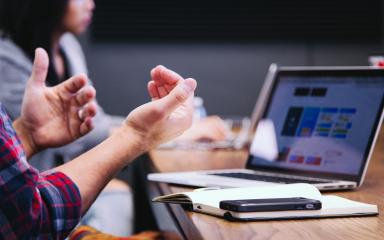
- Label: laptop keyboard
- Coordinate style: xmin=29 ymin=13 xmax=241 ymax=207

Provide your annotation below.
xmin=210 ymin=172 xmax=332 ymax=184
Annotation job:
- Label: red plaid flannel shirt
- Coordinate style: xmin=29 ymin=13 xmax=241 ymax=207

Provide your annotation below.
xmin=0 ymin=103 xmax=82 ymax=239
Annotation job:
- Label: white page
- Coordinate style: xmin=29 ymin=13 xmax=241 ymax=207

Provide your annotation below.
xmin=184 ymin=183 xmax=321 ymax=208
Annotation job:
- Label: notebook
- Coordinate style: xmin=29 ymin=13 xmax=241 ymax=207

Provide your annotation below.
xmin=153 ymin=184 xmax=378 ymax=221
xmin=148 ymin=65 xmax=384 ymax=191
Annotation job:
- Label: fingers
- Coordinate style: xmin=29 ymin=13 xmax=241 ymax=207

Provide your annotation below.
xmin=78 ymin=102 xmax=97 ymax=120
xmin=78 ymin=102 xmax=97 ymax=135
xmin=29 ymin=48 xmax=49 ymax=87
xmin=157 ymin=78 xmax=197 ymax=115
xmin=80 ymin=117 xmax=94 ymax=136
xmin=157 ymin=85 xmax=168 ymax=98
xmin=151 ymin=65 xmax=183 ymax=86
xmin=59 ymin=74 xmax=89 ymax=94
xmin=149 ymin=66 xmax=187 ymax=100
xmin=148 ymin=81 xmax=160 ymax=100
xmin=148 ymin=80 xmax=176 ymax=99
xmin=75 ymin=86 xmax=96 ymax=106
xmin=55 ymin=74 xmax=96 ymax=107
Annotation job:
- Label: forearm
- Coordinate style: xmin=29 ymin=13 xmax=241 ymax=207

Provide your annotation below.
xmin=55 ymin=127 xmax=146 ymax=214
xmin=12 ymin=118 xmax=38 ymax=158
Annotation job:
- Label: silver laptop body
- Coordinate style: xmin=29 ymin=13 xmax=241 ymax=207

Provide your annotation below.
xmin=149 ymin=65 xmax=384 ymax=191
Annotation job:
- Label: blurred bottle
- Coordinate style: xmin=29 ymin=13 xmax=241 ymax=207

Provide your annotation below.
xmin=193 ymin=96 xmax=207 ymax=122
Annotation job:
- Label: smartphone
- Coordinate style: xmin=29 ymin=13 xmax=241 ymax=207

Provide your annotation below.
xmin=219 ymin=197 xmax=322 ymax=212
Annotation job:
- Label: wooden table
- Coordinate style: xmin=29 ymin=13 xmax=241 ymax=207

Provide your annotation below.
xmin=147 ymin=131 xmax=384 ymax=240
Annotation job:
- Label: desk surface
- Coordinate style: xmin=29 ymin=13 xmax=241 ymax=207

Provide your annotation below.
xmin=149 ymin=131 xmax=384 ymax=240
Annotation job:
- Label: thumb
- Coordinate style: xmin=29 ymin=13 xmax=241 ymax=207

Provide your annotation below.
xmin=157 ymin=78 xmax=197 ymax=114
xmin=29 ymin=48 xmax=49 ymax=87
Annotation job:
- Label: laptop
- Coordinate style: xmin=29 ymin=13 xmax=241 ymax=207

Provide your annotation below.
xmin=148 ymin=64 xmax=384 ymax=191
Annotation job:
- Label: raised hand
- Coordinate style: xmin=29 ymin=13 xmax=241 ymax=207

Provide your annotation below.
xmin=147 ymin=65 xmax=183 ymax=100
xmin=55 ymin=66 xmax=195 ymax=211
xmin=14 ymin=48 xmax=97 ymax=157
xmin=123 ymin=66 xmax=197 ymax=150
xmin=149 ymin=66 xmax=229 ymax=143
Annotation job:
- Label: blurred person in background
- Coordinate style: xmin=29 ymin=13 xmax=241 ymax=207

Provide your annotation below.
xmin=0 ymin=0 xmax=228 ymax=236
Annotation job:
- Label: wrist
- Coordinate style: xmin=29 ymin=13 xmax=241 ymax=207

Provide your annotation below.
xmin=13 ymin=118 xmax=39 ymax=158
xmin=112 ymin=125 xmax=150 ymax=158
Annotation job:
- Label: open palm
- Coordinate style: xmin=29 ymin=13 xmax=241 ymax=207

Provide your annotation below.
xmin=19 ymin=48 xmax=97 ymax=150
xmin=125 ymin=66 xmax=196 ymax=149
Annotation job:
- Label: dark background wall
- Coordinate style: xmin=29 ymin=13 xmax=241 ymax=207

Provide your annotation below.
xmin=80 ymin=0 xmax=384 ymax=117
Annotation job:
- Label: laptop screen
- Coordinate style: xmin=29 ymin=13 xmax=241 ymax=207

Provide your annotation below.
xmin=248 ymin=69 xmax=384 ymax=181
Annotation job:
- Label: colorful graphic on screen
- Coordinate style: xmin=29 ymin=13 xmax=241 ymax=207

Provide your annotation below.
xmin=250 ymin=75 xmax=384 ymax=176
xmin=281 ymin=107 xmax=356 ymax=139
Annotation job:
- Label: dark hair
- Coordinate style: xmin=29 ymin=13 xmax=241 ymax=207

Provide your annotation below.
xmin=0 ymin=0 xmax=69 ymax=85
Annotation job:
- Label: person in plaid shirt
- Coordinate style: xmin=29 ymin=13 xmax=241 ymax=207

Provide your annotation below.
xmin=0 ymin=48 xmax=197 ymax=239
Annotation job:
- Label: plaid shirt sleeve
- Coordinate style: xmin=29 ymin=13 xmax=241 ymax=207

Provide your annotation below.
xmin=0 ymin=103 xmax=82 ymax=240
